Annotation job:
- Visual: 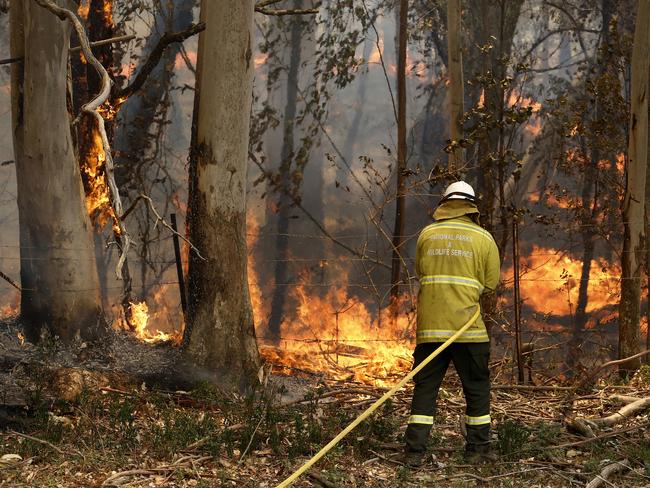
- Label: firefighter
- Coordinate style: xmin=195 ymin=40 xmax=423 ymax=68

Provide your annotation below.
xmin=403 ymin=181 xmax=500 ymax=467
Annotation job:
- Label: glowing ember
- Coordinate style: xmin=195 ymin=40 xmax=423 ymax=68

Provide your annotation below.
xmin=17 ymin=332 xmax=24 ymax=346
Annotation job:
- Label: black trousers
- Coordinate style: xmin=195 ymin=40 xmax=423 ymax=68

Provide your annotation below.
xmin=404 ymin=341 xmax=491 ymax=452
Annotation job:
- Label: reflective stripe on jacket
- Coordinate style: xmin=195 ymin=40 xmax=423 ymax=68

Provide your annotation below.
xmin=415 ymin=200 xmax=500 ymax=343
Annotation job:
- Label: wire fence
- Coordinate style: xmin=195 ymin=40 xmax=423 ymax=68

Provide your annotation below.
xmin=0 ymin=221 xmax=633 ymax=369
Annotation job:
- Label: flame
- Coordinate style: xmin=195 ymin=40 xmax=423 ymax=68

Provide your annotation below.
xmin=102 ymin=0 xmax=113 ymax=26
xmin=368 ymin=39 xmax=384 ymax=64
xmin=82 ymin=98 xmax=126 ymax=228
xmin=254 ymin=53 xmax=268 ymax=68
xmin=527 ymin=192 xmax=573 ymax=209
xmin=97 ymin=97 xmax=126 ymax=122
xmin=17 ymin=332 xmax=24 ymax=346
xmin=476 ymin=88 xmax=541 ymax=115
xmin=77 ymin=0 xmax=90 ymax=20
xmin=507 ymin=90 xmax=542 ymax=113
xmin=247 ymin=216 xmax=415 ymax=386
xmin=1 ymin=294 xmax=20 ymax=318
xmin=504 ymin=245 xmax=620 ymax=326
xmin=525 ymin=118 xmax=542 ymax=136
xmin=120 ymin=300 xmax=182 ymax=345
xmin=82 ymin=126 xmax=115 ymax=227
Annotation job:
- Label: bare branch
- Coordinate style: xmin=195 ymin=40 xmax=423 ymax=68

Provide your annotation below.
xmin=0 ymin=269 xmax=20 ymax=291
xmin=255 ymin=0 xmax=319 ymax=15
xmin=135 ymin=194 xmax=206 ymax=261
xmin=70 ymin=34 xmax=136 ymax=53
xmin=113 ymin=22 xmax=205 ymax=100
xmin=0 ymin=34 xmax=135 ymax=65
xmin=255 ymin=7 xmax=319 ymax=15
xmin=35 ymin=0 xmax=131 ymax=280
xmin=256 ymin=0 xmax=284 ymax=7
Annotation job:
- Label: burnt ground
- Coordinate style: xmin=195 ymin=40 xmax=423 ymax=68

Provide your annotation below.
xmin=2 ymin=317 xmax=650 ymax=487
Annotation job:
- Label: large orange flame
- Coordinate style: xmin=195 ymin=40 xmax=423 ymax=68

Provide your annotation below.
xmin=504 ymin=245 xmax=620 ymax=326
xmin=247 ymin=215 xmax=415 ymax=386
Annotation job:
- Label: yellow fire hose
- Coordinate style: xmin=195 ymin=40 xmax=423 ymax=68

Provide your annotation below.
xmin=276 ymin=305 xmax=482 ymax=487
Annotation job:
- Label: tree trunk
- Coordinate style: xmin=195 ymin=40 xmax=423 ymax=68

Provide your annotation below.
xmin=267 ymin=9 xmax=304 ymax=341
xmin=447 ymin=0 xmax=464 ymax=169
xmin=390 ymin=0 xmax=408 ymax=303
xmin=572 ymin=0 xmax=613 ymax=366
xmin=341 ymin=37 xmax=372 ymax=171
xmin=11 ymin=0 xmax=103 ymax=342
xmin=619 ymin=0 xmax=650 ymax=374
xmin=185 ymin=0 xmax=260 ymax=388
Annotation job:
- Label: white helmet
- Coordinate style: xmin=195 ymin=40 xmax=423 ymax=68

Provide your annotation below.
xmin=441 ymin=181 xmax=476 ymax=203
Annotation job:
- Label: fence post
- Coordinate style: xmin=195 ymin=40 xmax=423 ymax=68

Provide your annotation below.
xmin=513 ymin=217 xmax=525 ymax=384
xmin=170 ymin=213 xmax=188 ymax=326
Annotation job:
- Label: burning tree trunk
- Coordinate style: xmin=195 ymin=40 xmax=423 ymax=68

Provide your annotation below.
xmin=184 ymin=0 xmax=260 ymax=387
xmin=618 ymin=0 xmax=650 ymax=374
xmin=10 ymin=0 xmax=103 ymax=341
xmin=71 ymin=0 xmax=125 ymax=312
xmin=389 ymin=0 xmax=408 ymax=303
xmin=447 ymin=0 xmax=464 ymax=170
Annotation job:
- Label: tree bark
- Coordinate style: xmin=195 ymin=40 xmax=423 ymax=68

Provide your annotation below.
xmin=447 ymin=0 xmax=464 ymax=169
xmin=267 ymin=7 xmax=304 ymax=341
xmin=185 ymin=0 xmax=260 ymax=388
xmin=619 ymin=0 xmax=650 ymax=374
xmin=389 ymin=0 xmax=408 ymax=303
xmin=572 ymin=0 xmax=613 ymax=365
xmin=11 ymin=0 xmax=103 ymax=342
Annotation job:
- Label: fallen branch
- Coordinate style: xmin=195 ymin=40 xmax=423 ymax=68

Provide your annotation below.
xmin=7 ymin=430 xmax=65 ymax=455
xmin=552 ymin=420 xmax=650 ymax=450
xmin=307 ymin=470 xmax=336 ymax=488
xmin=585 ymin=459 xmax=631 ymax=488
xmin=102 ymin=455 xmax=212 ymax=486
xmin=611 ymin=394 xmax=642 ymax=404
xmin=573 ymin=350 xmax=650 ymax=392
xmin=113 ymin=23 xmax=205 ymax=100
xmin=447 ymin=467 xmax=549 ymax=483
xmin=589 ymin=397 xmax=650 ymax=427
xmin=35 ymin=0 xmax=131 ymax=280
xmin=493 ymin=384 xmax=574 ymax=391
xmin=102 ymin=469 xmax=155 ymax=486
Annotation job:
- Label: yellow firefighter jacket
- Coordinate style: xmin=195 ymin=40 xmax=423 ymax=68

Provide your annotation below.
xmin=415 ymin=200 xmax=500 ymax=343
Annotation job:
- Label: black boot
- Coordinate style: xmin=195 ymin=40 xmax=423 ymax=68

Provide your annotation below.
xmin=464 ymin=443 xmax=498 ymax=464
xmin=403 ymin=449 xmax=426 ymax=468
